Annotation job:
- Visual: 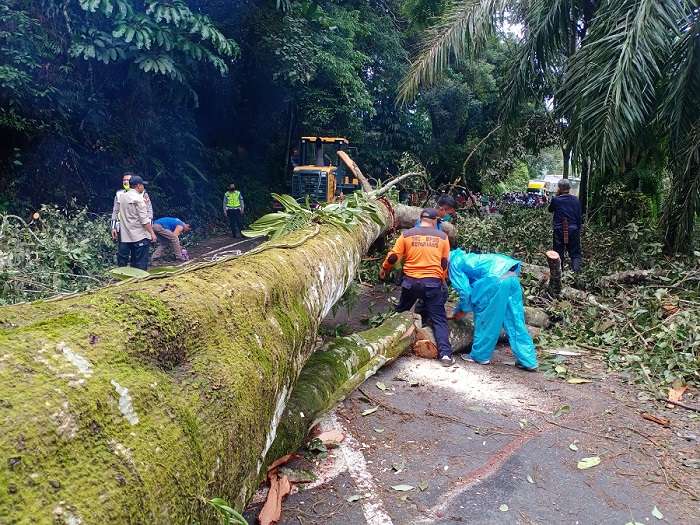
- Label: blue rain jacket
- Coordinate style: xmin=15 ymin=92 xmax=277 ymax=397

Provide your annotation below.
xmin=448 ymin=249 xmax=521 ymax=314
xmin=448 ymin=248 xmax=537 ymax=367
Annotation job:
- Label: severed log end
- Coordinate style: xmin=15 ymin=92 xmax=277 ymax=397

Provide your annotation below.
xmin=597 ymin=269 xmax=653 ymax=288
xmin=546 ymin=250 xmax=562 ymax=296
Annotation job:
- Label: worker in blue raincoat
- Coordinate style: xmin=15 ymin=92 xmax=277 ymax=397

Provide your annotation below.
xmin=448 ymin=248 xmax=538 ymax=370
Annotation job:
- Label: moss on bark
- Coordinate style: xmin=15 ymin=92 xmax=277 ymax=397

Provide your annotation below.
xmin=264 ymin=312 xmax=415 ymax=463
xmin=0 ymin=211 xmax=390 ymax=523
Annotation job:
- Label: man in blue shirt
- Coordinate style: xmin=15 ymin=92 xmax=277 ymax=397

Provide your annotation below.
xmin=151 ymin=217 xmax=191 ymax=263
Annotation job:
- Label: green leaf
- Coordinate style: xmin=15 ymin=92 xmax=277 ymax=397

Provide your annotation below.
xmin=373 ymin=428 xmax=384 ymax=433
xmin=376 ymin=381 xmax=387 ymax=391
xmin=392 ymin=460 xmax=406 ymax=472
xmin=110 ymin=267 xmax=150 ymax=280
xmin=569 ymin=444 xmax=578 ymax=451
xmin=567 ymin=378 xmax=592 ymax=384
xmin=347 ymin=494 xmax=363 ymax=502
xmin=553 ymin=405 xmax=570 ymax=418
xmin=467 ymin=406 xmax=490 ymax=413
xmin=652 ymin=506 xmax=663 ymax=519
xmin=577 ymin=456 xmax=601 ymax=470
xmin=542 ymin=368 xmax=558 ymax=379
xmin=499 ymin=504 xmax=509 ymax=511
xmin=418 ymin=481 xmax=428 ymax=491
xmin=526 ymin=475 xmax=534 ymax=484
xmin=361 ymin=406 xmax=378 ymax=416
xmin=391 ymin=484 xmax=413 ymax=491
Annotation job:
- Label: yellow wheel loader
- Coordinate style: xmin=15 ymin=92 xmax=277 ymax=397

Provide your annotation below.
xmin=273 ymin=136 xmax=362 ymax=211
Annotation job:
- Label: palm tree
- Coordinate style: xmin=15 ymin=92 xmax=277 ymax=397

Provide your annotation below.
xmin=399 ymin=0 xmax=700 ymax=253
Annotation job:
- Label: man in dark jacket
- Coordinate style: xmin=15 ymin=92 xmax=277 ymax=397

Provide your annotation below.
xmin=548 ymin=178 xmax=583 ymax=273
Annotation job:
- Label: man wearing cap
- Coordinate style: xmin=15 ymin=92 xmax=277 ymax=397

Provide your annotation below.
xmin=548 ymin=178 xmax=582 ymax=273
xmin=223 ymin=183 xmax=245 ymax=238
xmin=380 ymin=208 xmax=454 ymax=366
xmin=115 ymin=175 xmax=157 ymax=271
xmin=110 ymin=172 xmax=153 ymax=265
xmin=151 ymin=217 xmax=191 ymax=263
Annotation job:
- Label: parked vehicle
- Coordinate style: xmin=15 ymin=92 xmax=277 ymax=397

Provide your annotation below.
xmin=528 ymin=176 xmax=581 ymax=197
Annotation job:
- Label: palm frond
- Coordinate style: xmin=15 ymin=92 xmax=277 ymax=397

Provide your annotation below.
xmin=397 ymin=0 xmax=505 ymax=104
xmin=558 ymin=0 xmax=686 ymax=172
xmin=662 ymin=6 xmax=700 ymax=152
xmin=502 ymin=0 xmax=576 ymax=121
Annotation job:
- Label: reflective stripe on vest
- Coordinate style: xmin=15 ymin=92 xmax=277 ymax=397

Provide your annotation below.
xmin=225 ymin=190 xmax=241 ymax=208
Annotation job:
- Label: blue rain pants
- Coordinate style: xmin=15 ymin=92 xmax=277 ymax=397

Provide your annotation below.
xmin=470 ymin=274 xmax=538 ymax=368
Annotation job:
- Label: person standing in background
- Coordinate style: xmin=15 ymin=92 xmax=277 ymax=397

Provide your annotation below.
xmin=548 ymin=178 xmax=583 ymax=273
xmin=115 ymin=176 xmax=156 ymax=271
xmin=110 ymin=172 xmax=153 ymax=263
xmin=223 ymin=183 xmax=245 ymax=238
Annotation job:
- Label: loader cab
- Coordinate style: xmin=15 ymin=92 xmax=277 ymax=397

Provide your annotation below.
xmin=273 ymin=136 xmax=361 ymax=211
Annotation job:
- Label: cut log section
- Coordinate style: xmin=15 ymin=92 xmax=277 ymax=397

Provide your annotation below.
xmin=546 ymin=250 xmax=562 ymax=296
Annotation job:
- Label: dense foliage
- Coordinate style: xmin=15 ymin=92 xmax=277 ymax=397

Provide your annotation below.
xmin=401 ymin=0 xmax=700 ymax=253
xmin=0 ymin=205 xmax=114 ymax=305
xmin=0 ymin=1 xmax=540 ymax=227
xmin=448 ymin=207 xmax=699 ymax=389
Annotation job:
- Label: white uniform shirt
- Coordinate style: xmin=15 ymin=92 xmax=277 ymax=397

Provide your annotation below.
xmin=117 ymin=189 xmax=150 ymax=243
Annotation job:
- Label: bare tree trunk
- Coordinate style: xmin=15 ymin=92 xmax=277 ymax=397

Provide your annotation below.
xmin=562 ymin=145 xmax=571 ymax=179
xmin=580 ymin=155 xmax=591 ymax=216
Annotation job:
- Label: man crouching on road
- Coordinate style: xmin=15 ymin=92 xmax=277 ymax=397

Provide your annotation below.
xmin=380 ymin=208 xmax=454 ymax=366
xmin=151 ymin=217 xmax=191 ymax=263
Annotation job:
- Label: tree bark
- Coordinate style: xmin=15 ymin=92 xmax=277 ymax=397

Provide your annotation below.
xmin=264 ymin=312 xmax=415 ymax=463
xmin=392 ymin=202 xmax=457 ymax=241
xmin=562 ymin=145 xmax=571 ymax=179
xmin=0 ymin=208 xmax=392 ymax=523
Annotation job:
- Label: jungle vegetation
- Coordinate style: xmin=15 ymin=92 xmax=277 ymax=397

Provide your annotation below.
xmin=1 ymin=1 xmax=699 ymax=293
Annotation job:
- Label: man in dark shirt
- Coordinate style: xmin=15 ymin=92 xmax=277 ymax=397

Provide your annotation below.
xmin=548 ymin=179 xmax=583 ymax=273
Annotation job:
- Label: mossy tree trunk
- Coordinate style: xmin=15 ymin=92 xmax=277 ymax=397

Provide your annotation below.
xmin=0 ymin=209 xmax=392 ymax=523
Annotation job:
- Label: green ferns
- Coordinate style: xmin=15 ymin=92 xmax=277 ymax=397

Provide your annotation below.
xmin=71 ymin=0 xmax=239 ymax=82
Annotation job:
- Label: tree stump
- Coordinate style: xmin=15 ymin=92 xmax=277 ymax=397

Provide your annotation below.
xmin=546 ymin=250 xmax=562 ymax=296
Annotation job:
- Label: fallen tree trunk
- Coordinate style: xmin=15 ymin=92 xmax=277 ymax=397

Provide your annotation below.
xmin=597 ymin=269 xmax=653 ymax=288
xmin=392 ymin=202 xmax=457 ymax=242
xmin=0 ymin=208 xmax=392 ymax=523
xmin=264 ymin=312 xmax=415 ymax=463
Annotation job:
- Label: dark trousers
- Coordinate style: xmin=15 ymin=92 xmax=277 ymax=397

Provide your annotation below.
xmin=553 ymin=227 xmax=581 ymax=273
xmin=116 ymin=231 xmax=130 ymax=266
xmin=227 ymin=208 xmax=244 ymax=237
xmin=118 ymin=238 xmax=151 ymax=271
xmin=395 ymin=276 xmax=452 ymax=358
